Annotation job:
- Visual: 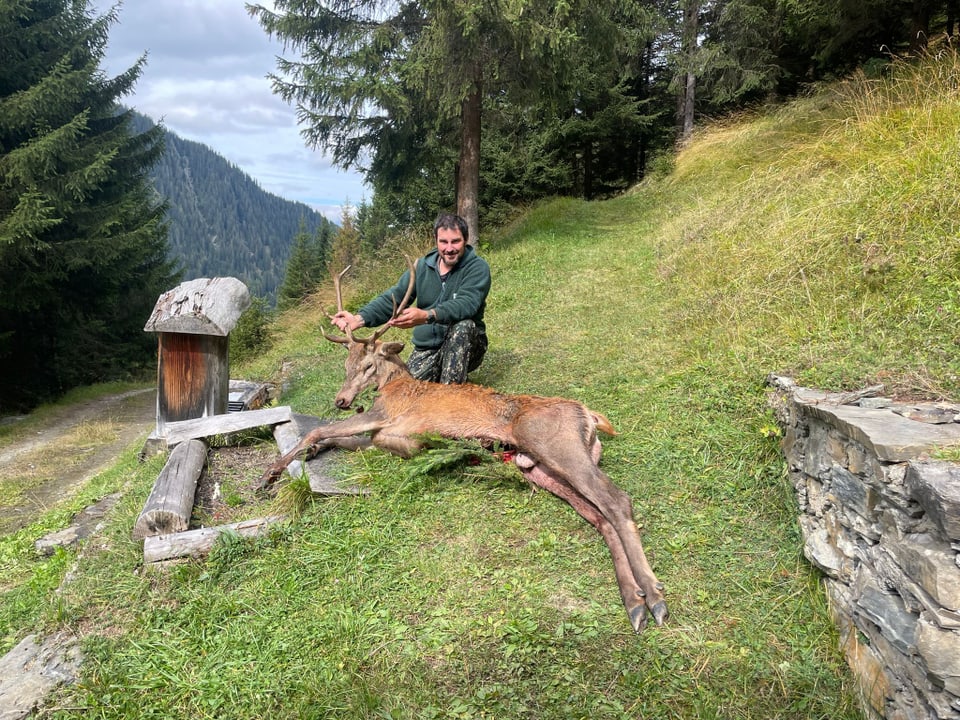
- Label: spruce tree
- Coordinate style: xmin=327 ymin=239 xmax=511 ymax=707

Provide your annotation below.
xmin=276 ymin=216 xmax=334 ymax=308
xmin=248 ymin=0 xmax=643 ymax=244
xmin=278 ymin=220 xmax=317 ymax=308
xmin=0 ymin=0 xmax=179 ymax=412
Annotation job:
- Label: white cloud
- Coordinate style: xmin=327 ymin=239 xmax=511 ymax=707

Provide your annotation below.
xmin=94 ymin=0 xmax=369 ymax=221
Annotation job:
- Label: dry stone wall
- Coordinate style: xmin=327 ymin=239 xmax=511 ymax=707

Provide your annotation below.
xmin=768 ymin=376 xmax=960 ymax=720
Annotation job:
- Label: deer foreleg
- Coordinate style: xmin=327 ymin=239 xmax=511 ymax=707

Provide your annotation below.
xmin=515 ymin=453 xmax=653 ymax=633
xmin=304 ymin=435 xmax=373 ymax=456
xmin=369 ymin=431 xmax=424 ymax=458
xmin=258 ymin=412 xmax=386 ymax=489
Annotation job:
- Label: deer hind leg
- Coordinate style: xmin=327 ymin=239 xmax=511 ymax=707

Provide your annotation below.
xmin=514 ymin=419 xmax=668 ymax=628
xmin=515 ymin=453 xmax=652 ymax=632
xmin=590 ymin=435 xmax=670 ymax=625
xmin=568 ymin=462 xmax=667 ymax=628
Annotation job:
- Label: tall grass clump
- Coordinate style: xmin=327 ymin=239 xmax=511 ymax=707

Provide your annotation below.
xmin=644 ymin=50 xmax=960 ymax=398
xmin=13 ymin=52 xmax=960 ymax=720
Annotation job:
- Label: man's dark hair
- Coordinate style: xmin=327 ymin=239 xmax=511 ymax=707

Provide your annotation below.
xmin=434 ymin=212 xmax=469 ymax=243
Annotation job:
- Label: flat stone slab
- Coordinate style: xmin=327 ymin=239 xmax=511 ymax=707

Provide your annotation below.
xmin=34 ymin=493 xmax=121 ymax=556
xmin=905 ymin=461 xmax=960 ymax=541
xmin=0 ymin=632 xmax=80 ymax=720
xmin=791 ymin=387 xmax=960 ymax=462
xmin=273 ymin=414 xmax=367 ymax=495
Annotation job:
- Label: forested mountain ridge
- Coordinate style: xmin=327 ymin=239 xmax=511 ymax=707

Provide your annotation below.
xmin=131 ymin=112 xmax=335 ymax=301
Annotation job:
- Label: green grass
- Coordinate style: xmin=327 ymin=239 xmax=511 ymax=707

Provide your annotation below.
xmin=8 ymin=51 xmax=960 ymax=719
xmin=0 ymin=445 xmax=167 ymax=648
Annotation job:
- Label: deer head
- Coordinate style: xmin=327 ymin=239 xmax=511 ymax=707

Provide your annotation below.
xmin=323 ymin=258 xmax=417 ymax=410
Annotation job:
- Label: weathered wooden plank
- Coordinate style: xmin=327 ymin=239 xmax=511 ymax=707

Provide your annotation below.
xmin=132 ymin=439 xmax=207 ymax=540
xmin=142 ymin=515 xmax=285 ymax=563
xmin=162 ymin=405 xmax=293 ymax=447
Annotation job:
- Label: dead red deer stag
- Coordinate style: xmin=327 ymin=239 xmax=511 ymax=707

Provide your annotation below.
xmin=258 ymin=259 xmax=668 ymax=632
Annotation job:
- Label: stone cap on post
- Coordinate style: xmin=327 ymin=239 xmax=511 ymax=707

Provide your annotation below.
xmin=144 ymin=277 xmax=251 ymax=337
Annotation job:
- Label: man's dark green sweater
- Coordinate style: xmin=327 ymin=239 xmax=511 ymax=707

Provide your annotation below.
xmin=358 ymin=246 xmax=491 ymax=350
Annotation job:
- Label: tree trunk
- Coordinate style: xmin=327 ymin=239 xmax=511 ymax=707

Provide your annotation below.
xmin=582 ymin=142 xmax=594 ymax=199
xmin=909 ymin=0 xmax=932 ymax=52
xmin=681 ymin=72 xmax=696 ymax=141
xmin=637 ymin=41 xmax=653 ymax=180
xmin=457 ymin=71 xmax=482 ymax=247
xmin=679 ymin=0 xmax=700 ymax=145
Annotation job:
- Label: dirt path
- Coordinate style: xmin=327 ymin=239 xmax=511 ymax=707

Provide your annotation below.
xmin=0 ymin=388 xmax=157 ymax=535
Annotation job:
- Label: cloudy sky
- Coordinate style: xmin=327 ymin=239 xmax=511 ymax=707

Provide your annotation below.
xmin=92 ymin=0 xmax=369 ymax=221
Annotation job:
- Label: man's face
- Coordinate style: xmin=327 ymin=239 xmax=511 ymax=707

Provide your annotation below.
xmin=436 ymin=226 xmax=466 ymax=270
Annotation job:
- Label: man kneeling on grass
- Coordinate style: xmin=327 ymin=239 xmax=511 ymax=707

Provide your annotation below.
xmin=332 ymin=212 xmax=491 ymax=384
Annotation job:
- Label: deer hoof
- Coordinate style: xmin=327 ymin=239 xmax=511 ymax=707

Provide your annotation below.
xmin=629 ymin=604 xmax=648 ymax=633
xmin=650 ymin=600 xmax=669 ymax=627
xmin=254 ymin=470 xmax=280 ymax=495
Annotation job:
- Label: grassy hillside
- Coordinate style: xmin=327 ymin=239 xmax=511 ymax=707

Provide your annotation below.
xmin=4 ymin=52 xmax=960 ymax=718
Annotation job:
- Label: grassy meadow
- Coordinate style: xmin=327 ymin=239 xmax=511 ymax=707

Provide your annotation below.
xmin=4 ymin=52 xmax=960 ymax=718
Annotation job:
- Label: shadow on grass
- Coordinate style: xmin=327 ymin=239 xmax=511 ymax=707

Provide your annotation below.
xmin=470 ymin=348 xmax=524 ymax=388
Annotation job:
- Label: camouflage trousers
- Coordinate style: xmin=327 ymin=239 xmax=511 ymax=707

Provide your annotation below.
xmin=406 ymin=319 xmax=488 ymax=384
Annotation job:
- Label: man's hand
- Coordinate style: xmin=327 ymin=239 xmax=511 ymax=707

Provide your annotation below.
xmin=387 ymin=307 xmax=430 ymax=329
xmin=331 ymin=311 xmax=364 ymax=332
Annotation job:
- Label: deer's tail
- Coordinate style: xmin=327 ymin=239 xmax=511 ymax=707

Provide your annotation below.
xmin=590 ymin=410 xmax=618 ymax=436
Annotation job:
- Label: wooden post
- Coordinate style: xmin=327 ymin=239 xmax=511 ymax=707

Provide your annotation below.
xmin=156 ymin=332 xmax=229 ymax=424
xmin=144 ymin=277 xmax=250 ymax=436
xmin=132 ymin=439 xmax=207 ymax=540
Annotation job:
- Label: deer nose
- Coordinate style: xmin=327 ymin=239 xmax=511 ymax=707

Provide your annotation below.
xmin=335 ymin=397 xmax=351 ymax=410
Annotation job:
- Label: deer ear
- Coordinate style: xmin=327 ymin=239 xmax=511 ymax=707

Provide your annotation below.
xmin=378 ymin=341 xmax=405 ymax=356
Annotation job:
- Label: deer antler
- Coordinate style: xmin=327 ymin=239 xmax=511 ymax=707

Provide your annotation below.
xmin=322 ymin=256 xmax=417 ymax=346
xmin=322 ymin=265 xmax=353 ymax=345
xmin=371 ymin=254 xmax=417 ymax=342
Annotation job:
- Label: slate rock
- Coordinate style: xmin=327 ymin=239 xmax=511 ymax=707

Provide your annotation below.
xmin=905 ymin=461 xmax=960 ymax=542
